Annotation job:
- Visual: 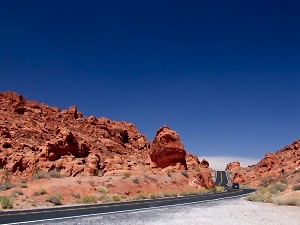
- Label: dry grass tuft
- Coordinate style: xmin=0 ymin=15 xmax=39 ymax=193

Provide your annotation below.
xmin=81 ymin=195 xmax=98 ymax=204
xmin=273 ymin=192 xmax=300 ymax=206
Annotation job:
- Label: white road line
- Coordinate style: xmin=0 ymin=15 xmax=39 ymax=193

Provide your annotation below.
xmin=1 ymin=193 xmax=250 ymax=225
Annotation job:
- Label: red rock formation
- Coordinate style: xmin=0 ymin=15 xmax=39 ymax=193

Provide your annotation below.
xmin=225 ymin=161 xmax=241 ymax=172
xmin=0 ymin=91 xmax=214 ymax=192
xmin=150 ymin=126 xmax=187 ymax=169
xmin=226 ymin=139 xmax=300 ymax=187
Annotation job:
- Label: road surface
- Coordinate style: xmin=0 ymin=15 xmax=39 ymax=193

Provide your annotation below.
xmin=0 ymin=171 xmax=255 ymax=224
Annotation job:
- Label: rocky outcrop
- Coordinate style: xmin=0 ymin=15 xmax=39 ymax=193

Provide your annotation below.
xmin=226 ymin=139 xmax=300 ymax=187
xmin=150 ymin=126 xmax=187 ymax=169
xmin=225 ymin=161 xmax=241 ymax=172
xmin=0 ymin=91 xmax=214 ymax=191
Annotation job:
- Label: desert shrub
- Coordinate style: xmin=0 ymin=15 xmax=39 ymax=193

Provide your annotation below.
xmin=47 ymin=170 xmax=61 ymax=178
xmin=11 ymin=189 xmax=24 ymax=197
xmin=207 ymin=186 xmax=216 ymax=193
xmin=273 ymin=193 xmax=300 ymax=206
xmin=269 ymin=183 xmax=287 ymax=194
xmin=280 ymin=172 xmax=289 ymax=179
xmin=97 ymin=186 xmax=108 ymax=194
xmin=72 ymin=193 xmax=81 ymax=199
xmin=32 ymin=171 xmax=47 ymax=180
xmin=0 ymin=196 xmax=12 ymax=209
xmin=144 ymin=175 xmax=158 ymax=182
xmin=99 ymin=194 xmax=111 ymax=203
xmin=293 ymin=184 xmax=300 ymax=191
xmin=0 ymin=182 xmax=15 ymax=191
xmin=132 ymin=177 xmax=140 ymax=184
xmin=167 ymin=170 xmax=172 ymax=177
xmin=148 ymin=192 xmax=163 ymax=199
xmin=130 ymin=193 xmax=149 ymax=200
xmin=33 ymin=187 xmax=47 ymax=196
xmin=182 ymin=171 xmax=189 ymax=178
xmin=76 ymin=180 xmax=82 ymax=185
xmin=162 ymin=190 xmax=178 ymax=197
xmin=246 ymin=187 xmax=276 ymax=203
xmin=293 ymin=168 xmax=300 ymax=174
xmin=215 ymin=186 xmax=226 ymax=192
xmin=81 ymin=195 xmax=97 ymax=204
xmin=111 ymin=194 xmax=121 ymax=202
xmin=32 ymin=170 xmax=61 ymax=180
xmin=123 ymin=173 xmax=131 ymax=179
xmin=89 ymin=180 xmax=95 ymax=186
xmin=46 ymin=194 xmax=61 ymax=205
xmin=179 ymin=189 xmax=204 ymax=196
xmin=281 ymin=179 xmax=288 ymax=185
xmin=259 ymin=177 xmax=276 ymax=187
xmin=1 ymin=169 xmax=15 ymax=191
xmin=19 ymin=181 xmax=28 ymax=188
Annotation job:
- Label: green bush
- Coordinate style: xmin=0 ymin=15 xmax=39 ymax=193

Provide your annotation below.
xmin=111 ymin=195 xmax=121 ymax=202
xmin=0 ymin=196 xmax=12 ymax=209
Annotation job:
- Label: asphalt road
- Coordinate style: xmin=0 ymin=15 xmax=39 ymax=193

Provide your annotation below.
xmin=0 ymin=171 xmax=255 ymax=225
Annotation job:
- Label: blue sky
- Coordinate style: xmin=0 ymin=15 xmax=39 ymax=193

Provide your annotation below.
xmin=0 ymin=1 xmax=299 ymax=168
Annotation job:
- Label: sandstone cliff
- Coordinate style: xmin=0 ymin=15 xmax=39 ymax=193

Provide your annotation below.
xmin=0 ymin=91 xmax=213 ymax=208
xmin=226 ymin=139 xmax=300 ymax=187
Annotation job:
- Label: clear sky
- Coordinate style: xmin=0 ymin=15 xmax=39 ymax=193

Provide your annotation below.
xmin=0 ymin=1 xmax=299 ymax=168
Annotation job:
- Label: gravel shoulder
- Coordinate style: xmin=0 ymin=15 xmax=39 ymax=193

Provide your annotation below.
xmin=33 ymin=197 xmax=300 ymax=225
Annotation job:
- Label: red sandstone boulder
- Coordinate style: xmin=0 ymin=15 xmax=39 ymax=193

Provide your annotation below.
xmin=150 ymin=126 xmax=187 ymax=169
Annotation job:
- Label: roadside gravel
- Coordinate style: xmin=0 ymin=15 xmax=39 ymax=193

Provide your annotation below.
xmin=33 ymin=197 xmax=300 ymax=225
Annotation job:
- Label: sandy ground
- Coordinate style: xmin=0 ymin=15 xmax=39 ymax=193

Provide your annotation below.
xmin=30 ymin=197 xmax=300 ymax=225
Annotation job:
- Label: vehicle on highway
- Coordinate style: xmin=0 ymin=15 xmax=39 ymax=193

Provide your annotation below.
xmin=232 ymin=182 xmax=239 ymax=189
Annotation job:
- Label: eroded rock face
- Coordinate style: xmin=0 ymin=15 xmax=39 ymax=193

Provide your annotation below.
xmin=150 ymin=126 xmax=187 ymax=169
xmin=0 ymin=91 xmax=214 ymax=190
xmin=226 ymin=139 xmax=300 ymax=187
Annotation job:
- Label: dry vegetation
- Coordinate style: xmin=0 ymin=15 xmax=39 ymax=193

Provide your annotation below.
xmin=246 ymin=178 xmax=300 ymax=207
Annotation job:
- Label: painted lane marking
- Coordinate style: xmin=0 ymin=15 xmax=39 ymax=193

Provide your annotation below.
xmin=1 ymin=192 xmax=252 ymax=225
xmin=219 ymin=171 xmax=223 ymax=186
